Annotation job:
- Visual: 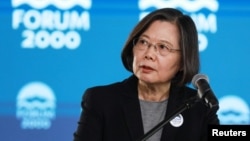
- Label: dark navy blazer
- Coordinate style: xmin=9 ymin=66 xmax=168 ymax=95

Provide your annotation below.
xmin=73 ymin=75 xmax=219 ymax=141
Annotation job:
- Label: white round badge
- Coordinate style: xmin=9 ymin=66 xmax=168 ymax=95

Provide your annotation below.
xmin=170 ymin=114 xmax=184 ymax=127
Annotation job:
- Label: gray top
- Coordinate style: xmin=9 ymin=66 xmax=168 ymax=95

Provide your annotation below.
xmin=139 ymin=99 xmax=168 ymax=141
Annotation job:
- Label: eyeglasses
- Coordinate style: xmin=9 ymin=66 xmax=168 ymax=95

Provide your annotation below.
xmin=133 ymin=37 xmax=180 ymax=56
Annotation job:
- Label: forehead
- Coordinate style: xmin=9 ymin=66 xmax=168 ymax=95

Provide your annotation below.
xmin=141 ymin=20 xmax=180 ymax=45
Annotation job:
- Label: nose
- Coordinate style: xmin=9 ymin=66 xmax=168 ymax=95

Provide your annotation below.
xmin=144 ymin=44 xmax=156 ymax=60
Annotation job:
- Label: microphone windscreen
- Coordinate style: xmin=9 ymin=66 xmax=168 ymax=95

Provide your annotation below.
xmin=191 ymin=74 xmax=209 ymax=88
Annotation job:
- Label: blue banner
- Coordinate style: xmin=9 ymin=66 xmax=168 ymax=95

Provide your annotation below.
xmin=0 ymin=0 xmax=249 ymax=141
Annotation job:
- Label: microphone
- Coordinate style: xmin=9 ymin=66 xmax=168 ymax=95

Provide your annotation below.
xmin=191 ymin=74 xmax=219 ymax=109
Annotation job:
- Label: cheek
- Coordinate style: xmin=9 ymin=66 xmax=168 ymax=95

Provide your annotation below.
xmin=172 ymin=60 xmax=182 ymax=72
xmin=132 ymin=55 xmax=139 ymax=72
xmin=132 ymin=50 xmax=145 ymax=73
xmin=160 ymin=57 xmax=181 ymax=72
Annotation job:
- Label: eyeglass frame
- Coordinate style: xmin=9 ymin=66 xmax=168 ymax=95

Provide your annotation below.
xmin=132 ymin=37 xmax=181 ymax=56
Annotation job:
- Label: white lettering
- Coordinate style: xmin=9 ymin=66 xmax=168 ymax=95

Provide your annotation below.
xmin=191 ymin=13 xmax=217 ymax=33
xmin=23 ymin=9 xmax=41 ymax=30
xmin=212 ymin=129 xmax=218 ymax=136
xmin=21 ymin=30 xmax=80 ymax=49
xmin=21 ymin=117 xmax=51 ymax=129
xmin=50 ymin=31 xmax=65 ymax=49
xmin=212 ymin=129 xmax=247 ymax=136
xmin=41 ymin=10 xmax=54 ymax=30
xmin=54 ymin=10 xmax=69 ymax=30
xmin=12 ymin=9 xmax=90 ymax=30
xmin=241 ymin=131 xmax=247 ymax=136
xmin=198 ymin=33 xmax=208 ymax=52
xmin=35 ymin=30 xmax=50 ymax=49
xmin=65 ymin=31 xmax=81 ymax=49
xmin=22 ymin=30 xmax=35 ymax=48
xmin=69 ymin=11 xmax=90 ymax=30
xmin=12 ymin=9 xmax=25 ymax=29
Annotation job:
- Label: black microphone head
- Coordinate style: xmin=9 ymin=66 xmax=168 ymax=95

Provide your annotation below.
xmin=191 ymin=74 xmax=209 ymax=89
xmin=191 ymin=73 xmax=219 ymax=109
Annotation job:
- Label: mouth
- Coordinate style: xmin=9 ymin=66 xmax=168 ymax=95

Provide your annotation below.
xmin=140 ymin=65 xmax=154 ymax=73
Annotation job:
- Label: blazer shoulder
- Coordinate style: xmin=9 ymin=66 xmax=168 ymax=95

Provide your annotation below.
xmin=83 ymin=82 xmax=119 ymax=99
xmin=176 ymin=85 xmax=197 ymax=99
xmin=82 ymin=75 xmax=136 ymax=100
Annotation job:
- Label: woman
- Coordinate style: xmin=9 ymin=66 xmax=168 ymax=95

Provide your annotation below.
xmin=73 ymin=8 xmax=220 ymax=141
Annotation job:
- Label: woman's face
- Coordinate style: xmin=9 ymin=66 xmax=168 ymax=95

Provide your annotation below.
xmin=132 ymin=20 xmax=182 ymax=84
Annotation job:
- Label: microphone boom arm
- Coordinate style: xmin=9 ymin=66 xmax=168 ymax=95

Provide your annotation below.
xmin=136 ymin=96 xmax=200 ymax=141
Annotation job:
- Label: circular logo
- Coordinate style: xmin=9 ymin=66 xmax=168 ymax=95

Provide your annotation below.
xmin=170 ymin=114 xmax=184 ymax=127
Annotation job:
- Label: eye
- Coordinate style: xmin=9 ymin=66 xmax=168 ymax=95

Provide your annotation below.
xmin=138 ymin=38 xmax=148 ymax=46
xmin=157 ymin=43 xmax=170 ymax=51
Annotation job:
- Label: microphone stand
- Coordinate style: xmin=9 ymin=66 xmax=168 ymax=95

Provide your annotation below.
xmin=136 ymin=96 xmax=200 ymax=141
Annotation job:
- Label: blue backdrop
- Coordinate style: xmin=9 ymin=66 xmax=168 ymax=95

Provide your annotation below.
xmin=1 ymin=0 xmax=250 ymax=141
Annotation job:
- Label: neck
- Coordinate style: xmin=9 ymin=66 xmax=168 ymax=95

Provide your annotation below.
xmin=138 ymin=81 xmax=170 ymax=102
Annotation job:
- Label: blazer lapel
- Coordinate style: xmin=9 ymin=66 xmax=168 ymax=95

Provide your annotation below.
xmin=122 ymin=98 xmax=144 ymax=141
xmin=160 ymin=85 xmax=185 ymax=141
xmin=120 ymin=75 xmax=144 ymax=141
